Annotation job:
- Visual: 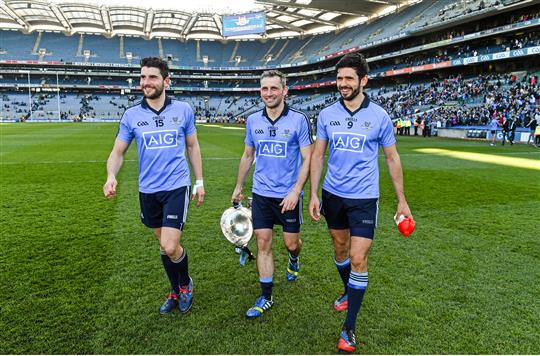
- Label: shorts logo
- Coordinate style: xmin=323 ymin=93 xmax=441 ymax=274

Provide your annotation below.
xmin=285 ymin=218 xmax=297 ymax=223
xmin=332 ymin=132 xmax=366 ymax=152
xmin=362 ymin=219 xmax=374 ymax=224
xmin=257 ymin=140 xmax=287 ymax=158
xmin=166 ymin=214 xmax=178 ymax=220
xmin=143 ymin=130 xmax=178 ymax=149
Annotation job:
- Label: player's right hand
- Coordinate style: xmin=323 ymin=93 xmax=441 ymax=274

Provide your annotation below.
xmin=231 ymin=186 xmax=243 ymax=204
xmin=308 ymin=196 xmax=321 ymax=221
xmin=103 ymin=178 xmax=117 ymax=199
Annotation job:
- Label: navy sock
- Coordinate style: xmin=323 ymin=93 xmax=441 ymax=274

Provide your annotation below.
xmin=172 ymin=249 xmax=190 ymax=287
xmin=343 ymin=271 xmax=368 ymax=330
xmin=160 ymin=249 xmax=180 ymax=293
xmin=335 ymin=257 xmax=351 ymax=294
xmin=260 ymin=276 xmax=273 ymax=300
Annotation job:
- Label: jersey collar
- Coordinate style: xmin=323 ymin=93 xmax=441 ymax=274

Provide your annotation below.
xmin=339 ymin=93 xmax=370 ymax=116
xmin=141 ymin=96 xmax=172 ymax=115
xmin=263 ymin=103 xmax=289 ymax=125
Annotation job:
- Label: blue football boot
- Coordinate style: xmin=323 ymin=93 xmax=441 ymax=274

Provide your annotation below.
xmin=337 ymin=326 xmax=357 ymax=353
xmin=286 ymin=259 xmax=300 ymax=281
xmin=178 ymin=276 xmax=193 ymax=313
xmin=334 ymin=293 xmax=348 ymax=311
xmin=245 ymin=295 xmax=273 ymax=318
xmin=159 ymin=292 xmax=178 ymax=315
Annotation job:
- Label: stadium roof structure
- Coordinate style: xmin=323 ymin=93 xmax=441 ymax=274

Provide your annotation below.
xmin=0 ymin=0 xmax=415 ymax=40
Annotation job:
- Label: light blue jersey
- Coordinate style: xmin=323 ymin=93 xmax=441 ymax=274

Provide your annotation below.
xmin=316 ymin=96 xmax=395 ymax=199
xmin=489 ymin=118 xmax=499 ymax=130
xmin=245 ymin=104 xmax=313 ymax=198
xmin=117 ymin=97 xmax=196 ymax=193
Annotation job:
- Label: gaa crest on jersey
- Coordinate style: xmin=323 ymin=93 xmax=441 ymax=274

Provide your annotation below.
xmin=143 ymin=130 xmax=178 ymax=149
xmin=280 ymin=129 xmax=291 ymax=137
xmin=171 ymin=117 xmax=180 ymax=125
xmin=332 ymin=132 xmax=366 ymax=152
xmin=361 ymin=121 xmax=373 ymax=131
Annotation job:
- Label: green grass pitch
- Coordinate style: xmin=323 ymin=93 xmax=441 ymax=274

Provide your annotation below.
xmin=1 ymin=123 xmax=539 ymax=354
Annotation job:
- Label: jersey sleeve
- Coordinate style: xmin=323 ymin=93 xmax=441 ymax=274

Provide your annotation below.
xmin=116 ymin=110 xmax=133 ymax=143
xmin=244 ymin=117 xmax=254 ymax=147
xmin=379 ymin=112 xmax=396 ymax=148
xmin=298 ymin=114 xmax=314 ymax=147
xmin=316 ymin=111 xmax=328 ymax=141
xmin=184 ymin=105 xmax=197 ymax=136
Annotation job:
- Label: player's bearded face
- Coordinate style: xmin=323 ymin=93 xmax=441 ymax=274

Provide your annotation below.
xmin=337 ymin=67 xmax=362 ymax=101
xmin=140 ymin=67 xmax=167 ymax=100
xmin=142 ymin=80 xmax=165 ymax=100
xmin=338 ymin=80 xmax=360 ymax=101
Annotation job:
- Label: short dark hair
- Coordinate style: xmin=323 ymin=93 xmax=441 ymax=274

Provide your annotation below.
xmin=140 ymin=57 xmax=169 ymax=79
xmin=335 ymin=52 xmax=369 ymax=78
xmin=260 ymin=70 xmax=287 ymax=87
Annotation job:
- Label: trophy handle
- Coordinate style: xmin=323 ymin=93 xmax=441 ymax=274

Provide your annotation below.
xmin=233 ymin=196 xmax=253 ymax=209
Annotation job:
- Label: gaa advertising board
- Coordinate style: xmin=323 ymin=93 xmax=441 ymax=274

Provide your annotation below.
xmin=222 ymin=12 xmax=266 ymax=37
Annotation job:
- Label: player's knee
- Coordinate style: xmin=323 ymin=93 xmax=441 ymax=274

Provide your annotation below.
xmin=285 ymin=238 xmax=301 ymax=253
xmin=333 ymin=240 xmax=349 ymax=256
xmin=349 ymin=253 xmax=368 ymax=270
xmin=161 ymin=243 xmax=178 ymax=257
xmin=256 ymin=236 xmax=272 ymax=251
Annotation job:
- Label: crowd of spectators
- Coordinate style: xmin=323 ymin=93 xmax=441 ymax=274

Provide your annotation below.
xmin=373 ymin=72 xmax=539 ymax=130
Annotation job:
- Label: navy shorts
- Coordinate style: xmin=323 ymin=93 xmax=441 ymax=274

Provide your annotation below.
xmin=139 ymin=186 xmax=190 ymax=230
xmin=321 ymin=189 xmax=378 ymax=239
xmin=251 ymin=192 xmax=302 ymax=233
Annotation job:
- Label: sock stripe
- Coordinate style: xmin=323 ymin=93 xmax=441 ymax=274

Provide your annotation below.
xmin=348 ymin=271 xmax=368 ymax=289
xmin=334 ymin=257 xmax=350 ymax=267
xmin=259 ymin=276 xmax=273 ymax=283
xmin=171 ymin=249 xmax=186 ymax=264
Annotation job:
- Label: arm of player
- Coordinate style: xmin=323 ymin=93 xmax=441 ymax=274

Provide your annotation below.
xmin=231 ymin=145 xmax=255 ymax=204
xmin=186 ymin=132 xmax=205 ymax=207
xmin=280 ymin=143 xmax=313 ymax=213
xmin=308 ymin=139 xmax=327 ymax=221
xmin=383 ymin=144 xmax=413 ymax=220
xmin=103 ymin=138 xmax=130 ymax=199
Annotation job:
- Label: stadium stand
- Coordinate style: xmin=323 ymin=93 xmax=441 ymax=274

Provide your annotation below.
xmin=1 ymin=0 xmax=539 ymax=146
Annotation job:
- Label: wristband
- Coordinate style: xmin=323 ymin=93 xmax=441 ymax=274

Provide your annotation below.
xmin=192 ymin=180 xmax=204 ymax=194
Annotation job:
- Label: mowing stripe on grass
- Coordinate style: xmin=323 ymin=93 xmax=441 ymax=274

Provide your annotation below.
xmin=221 ymin=127 xmax=245 ymax=130
xmin=199 ymin=124 xmax=245 ymax=130
xmin=416 ymin=148 xmax=540 ymax=170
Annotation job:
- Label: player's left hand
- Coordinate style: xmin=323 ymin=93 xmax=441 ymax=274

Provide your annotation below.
xmin=280 ymin=190 xmax=300 ymax=213
xmin=395 ymin=200 xmax=412 ymax=221
xmin=191 ymin=180 xmax=205 ymax=207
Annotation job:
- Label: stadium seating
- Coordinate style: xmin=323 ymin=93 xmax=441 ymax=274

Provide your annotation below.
xmin=0 ymin=0 xmax=492 ymax=68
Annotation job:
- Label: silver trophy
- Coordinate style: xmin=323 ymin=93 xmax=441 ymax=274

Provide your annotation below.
xmin=220 ymin=199 xmax=255 ymax=264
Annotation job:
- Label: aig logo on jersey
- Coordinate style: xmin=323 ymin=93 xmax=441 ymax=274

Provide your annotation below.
xmin=257 ymin=140 xmax=287 ymax=158
xmin=332 ymin=132 xmax=366 ymax=152
xmin=143 ymin=130 xmax=178 ymax=149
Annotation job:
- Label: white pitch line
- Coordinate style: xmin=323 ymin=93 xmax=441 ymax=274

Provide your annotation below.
xmin=0 ymin=157 xmax=238 ymax=165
